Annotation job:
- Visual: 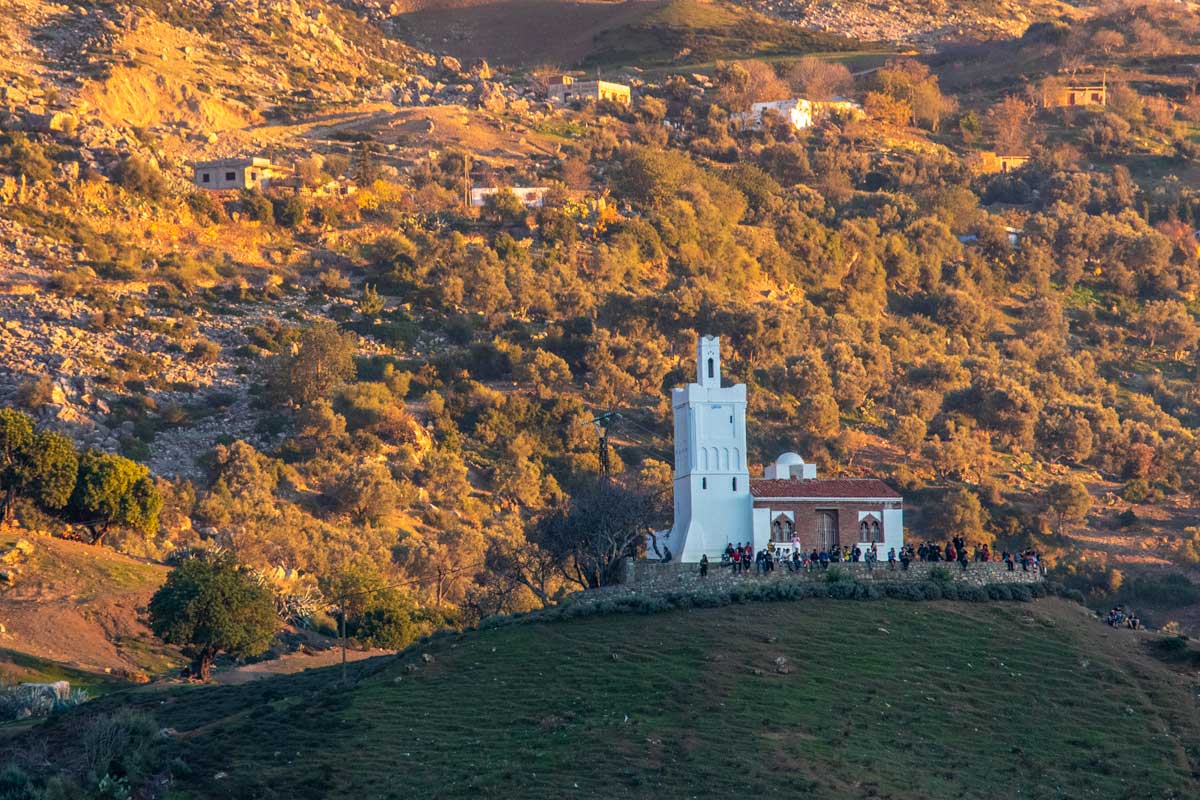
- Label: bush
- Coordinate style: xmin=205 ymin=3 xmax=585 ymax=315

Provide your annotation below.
xmin=81 ymin=709 xmax=158 ymax=785
xmin=112 ymin=155 xmax=167 ymax=200
xmin=958 ymin=585 xmax=988 ymax=602
xmin=186 ymin=192 xmax=225 ymax=224
xmin=1010 ymin=584 xmax=1033 ymax=602
xmin=987 ymin=584 xmax=1013 ymax=601
xmin=240 ymin=190 xmax=275 ymax=223
xmin=918 ymin=582 xmax=943 ymax=600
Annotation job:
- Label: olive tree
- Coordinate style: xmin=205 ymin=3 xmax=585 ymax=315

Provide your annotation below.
xmin=0 ymin=409 xmax=79 ymax=523
xmin=149 ymin=551 xmax=277 ymax=681
xmin=70 ymin=450 xmax=161 ymax=545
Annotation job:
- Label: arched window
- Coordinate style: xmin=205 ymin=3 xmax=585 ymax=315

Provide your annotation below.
xmin=859 ymin=515 xmax=883 ymax=543
xmin=731 ymin=477 xmax=738 ymax=492
xmin=707 ymin=358 xmax=714 ymax=379
xmin=702 ymin=477 xmax=707 ymax=490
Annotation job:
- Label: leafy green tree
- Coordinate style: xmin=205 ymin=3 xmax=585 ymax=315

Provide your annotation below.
xmin=938 ymin=488 xmax=992 ymax=546
xmin=268 ymin=321 xmax=358 ymax=405
xmin=0 ymin=410 xmax=78 ymax=523
xmin=0 ymin=408 xmax=34 ymax=522
xmin=70 ymin=450 xmax=162 ymax=545
xmin=1047 ymin=479 xmax=1092 ymax=536
xmin=148 ymin=551 xmax=276 ymax=681
xmin=26 ymin=431 xmax=79 ymax=512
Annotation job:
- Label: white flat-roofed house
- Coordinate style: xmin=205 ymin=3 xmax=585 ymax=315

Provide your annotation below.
xmin=469 ymin=186 xmax=550 ymax=208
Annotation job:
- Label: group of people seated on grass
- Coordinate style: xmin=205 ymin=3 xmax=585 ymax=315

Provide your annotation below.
xmin=704 ymin=537 xmax=1045 ymax=577
xmin=1104 ymin=605 xmax=1141 ymax=629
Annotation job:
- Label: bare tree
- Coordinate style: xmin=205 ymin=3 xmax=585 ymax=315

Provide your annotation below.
xmin=527 ymin=480 xmax=668 ymax=590
xmin=988 ymin=95 xmax=1036 ymax=154
xmin=786 ymin=56 xmax=853 ymax=100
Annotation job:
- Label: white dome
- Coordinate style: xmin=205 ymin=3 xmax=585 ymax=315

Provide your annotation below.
xmin=775 ymin=452 xmax=805 ymax=466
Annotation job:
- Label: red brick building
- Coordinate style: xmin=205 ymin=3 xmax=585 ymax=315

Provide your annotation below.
xmin=750 ymin=473 xmax=903 ymax=554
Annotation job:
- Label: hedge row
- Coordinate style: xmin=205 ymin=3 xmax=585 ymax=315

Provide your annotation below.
xmin=474 ymin=579 xmax=1083 ymax=630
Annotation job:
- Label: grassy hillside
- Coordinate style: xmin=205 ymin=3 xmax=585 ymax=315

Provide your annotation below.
xmin=13 ymin=598 xmax=1200 ymax=799
xmin=584 ymin=0 xmax=869 ymax=68
xmin=390 ymin=0 xmax=867 ymax=69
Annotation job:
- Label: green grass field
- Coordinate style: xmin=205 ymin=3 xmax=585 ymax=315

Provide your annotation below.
xmin=24 ymin=597 xmax=1191 ymax=799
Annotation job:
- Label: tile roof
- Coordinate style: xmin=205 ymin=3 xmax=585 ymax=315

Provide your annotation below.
xmin=750 ymin=478 xmax=902 ymax=500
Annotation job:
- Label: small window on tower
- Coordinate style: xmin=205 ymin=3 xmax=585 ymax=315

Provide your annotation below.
xmin=707 ymin=358 xmax=714 ymax=379
xmin=732 ymin=477 xmax=737 ymax=491
xmin=702 ymin=478 xmax=707 ymax=490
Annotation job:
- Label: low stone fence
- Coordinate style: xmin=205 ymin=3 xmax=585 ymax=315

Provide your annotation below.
xmin=620 ymin=559 xmax=1043 ymax=591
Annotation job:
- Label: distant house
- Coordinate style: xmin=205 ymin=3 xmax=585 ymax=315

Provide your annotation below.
xmin=470 ymin=186 xmax=550 ymax=208
xmin=736 ymin=98 xmax=814 ymax=130
xmin=974 ymin=151 xmax=1031 ymax=174
xmin=734 ymin=96 xmax=864 ymax=131
xmin=192 ymin=157 xmax=288 ymax=191
xmin=546 ymin=75 xmax=631 ymax=106
xmin=1043 ymin=83 xmax=1107 ymax=109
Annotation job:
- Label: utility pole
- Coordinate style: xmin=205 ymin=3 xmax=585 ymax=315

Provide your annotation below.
xmin=592 ymin=411 xmax=621 ymax=480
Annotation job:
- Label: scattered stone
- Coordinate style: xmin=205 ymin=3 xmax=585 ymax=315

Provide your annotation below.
xmin=420 ymin=653 xmax=434 ymax=664
xmin=774 ymin=656 xmax=791 ymax=675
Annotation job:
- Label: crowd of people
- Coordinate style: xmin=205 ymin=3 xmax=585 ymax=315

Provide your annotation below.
xmin=700 ymin=537 xmax=1045 ymax=577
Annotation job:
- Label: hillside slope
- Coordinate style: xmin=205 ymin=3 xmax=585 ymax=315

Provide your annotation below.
xmin=0 ymin=529 xmax=178 ymax=686
xmin=16 ymin=598 xmax=1200 ymax=799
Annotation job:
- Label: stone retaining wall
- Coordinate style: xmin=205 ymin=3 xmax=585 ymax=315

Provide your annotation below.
xmin=621 ymin=559 xmax=1042 ymax=591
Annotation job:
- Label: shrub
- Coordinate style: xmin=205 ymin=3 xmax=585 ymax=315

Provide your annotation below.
xmin=81 ymin=709 xmax=158 ymax=785
xmin=186 ymin=192 xmax=225 ymax=223
xmin=1010 ymin=584 xmax=1033 ymax=602
xmin=15 ymin=376 xmax=55 ymax=409
xmin=112 ymin=155 xmax=167 ymax=200
xmin=958 ymin=585 xmax=988 ymax=602
xmin=939 ymin=582 xmax=960 ymax=600
xmin=827 ymin=580 xmax=861 ymax=599
xmin=919 ymin=582 xmax=943 ymax=600
xmin=883 ymin=582 xmax=926 ymax=601
xmin=987 ymin=584 xmax=1013 ymax=601
xmin=240 ymin=190 xmax=275 ymax=223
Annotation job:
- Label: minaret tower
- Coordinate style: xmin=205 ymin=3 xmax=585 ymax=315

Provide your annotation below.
xmin=665 ymin=336 xmax=752 ymax=561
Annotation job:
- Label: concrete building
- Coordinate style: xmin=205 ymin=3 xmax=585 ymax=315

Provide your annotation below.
xmin=192 ymin=157 xmax=287 ymax=191
xmin=654 ymin=336 xmax=903 ymax=562
xmin=469 ymin=186 xmax=550 ymax=208
xmin=973 ymin=151 xmax=1030 ymax=174
xmin=546 ymin=75 xmax=631 ymax=106
xmin=735 ymin=96 xmax=865 ymax=131
xmin=735 ymin=98 xmax=814 ymax=131
xmin=1043 ymin=83 xmax=1107 ymax=109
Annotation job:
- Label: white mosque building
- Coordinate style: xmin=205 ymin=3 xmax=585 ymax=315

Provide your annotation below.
xmin=654 ymin=336 xmax=904 ymax=562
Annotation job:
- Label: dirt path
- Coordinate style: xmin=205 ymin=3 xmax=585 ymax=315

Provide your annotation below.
xmin=215 ymin=646 xmax=394 ymax=685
